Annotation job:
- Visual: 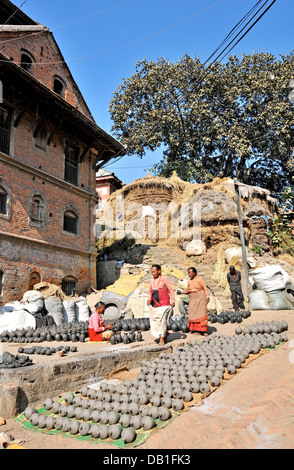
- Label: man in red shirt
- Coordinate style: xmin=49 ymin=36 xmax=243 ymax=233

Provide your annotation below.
xmin=227 ymin=266 xmax=245 ymax=311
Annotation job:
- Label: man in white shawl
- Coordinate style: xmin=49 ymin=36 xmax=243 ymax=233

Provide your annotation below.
xmin=147 ymin=264 xmax=175 ymax=345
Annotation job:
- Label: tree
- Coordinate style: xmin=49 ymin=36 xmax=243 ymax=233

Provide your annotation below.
xmin=109 ymin=52 xmax=294 ymax=196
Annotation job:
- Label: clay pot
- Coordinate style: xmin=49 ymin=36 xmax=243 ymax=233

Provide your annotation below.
xmin=99 ymin=424 xmax=109 ymax=439
xmin=52 ymin=401 xmax=61 ymax=414
xmin=73 ymin=395 xmax=82 ymax=407
xmin=81 ymin=399 xmax=90 ymax=410
xmin=158 ymin=406 xmax=172 ymax=421
xmin=74 ymin=407 xmax=83 ymax=420
xmin=87 ymin=388 xmax=96 ymax=400
xmin=79 ymin=333 xmax=86 ymax=342
xmin=108 ymin=411 xmax=120 ymax=425
xmin=200 ymin=383 xmax=210 ymax=394
xmin=136 ymin=331 xmax=143 ymax=342
xmin=141 ymin=415 xmax=156 ymax=430
xmin=116 ymin=332 xmax=122 ymax=343
xmin=161 ymin=397 xmax=172 ymax=409
xmin=30 ymin=413 xmax=40 ymax=426
xmin=64 ymin=392 xmax=74 ymax=404
xmin=128 ymin=402 xmax=140 ymax=416
xmin=82 ymin=409 xmax=91 ymax=422
xmin=150 ymin=395 xmax=161 ymax=407
xmin=69 ymin=420 xmax=80 ymax=435
xmin=80 ymin=386 xmax=89 ymax=397
xmin=37 ymin=414 xmax=47 ymax=428
xmin=172 ymin=399 xmax=184 ymax=411
xmin=90 ymin=410 xmax=101 ymax=423
xmin=130 ymin=415 xmax=142 ymax=430
xmin=108 ymin=424 xmax=122 ymax=440
xmin=54 ymin=417 xmax=64 ymax=430
xmin=43 ymin=398 xmax=54 ymax=410
xmin=121 ymin=426 xmax=136 ymax=443
xmin=119 ymin=413 xmax=131 ymax=428
xmin=24 ymin=406 xmax=38 ymax=420
xmin=227 ymin=364 xmax=237 ymax=374
xmin=139 ymin=404 xmax=150 ymax=417
xmin=210 ymin=376 xmax=220 ymax=387
xmin=182 ymin=391 xmax=193 ymax=402
xmin=137 ymin=393 xmax=149 ymax=405
xmin=45 ymin=416 xmax=55 ymax=430
xmin=90 ymin=423 xmax=101 ymax=438
xmin=148 ymin=406 xmax=159 ymax=419
xmin=59 ymin=404 xmax=68 ymax=417
xmin=110 ymin=334 xmax=116 ymax=345
xmin=79 ymin=422 xmax=91 ymax=436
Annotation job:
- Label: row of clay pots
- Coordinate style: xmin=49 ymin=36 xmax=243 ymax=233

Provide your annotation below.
xmin=137 ymin=321 xmax=288 ymax=393
xmin=110 ymin=330 xmax=143 ymax=345
xmin=235 ymin=320 xmax=288 ymax=336
xmin=112 ymin=317 xmax=150 ymax=332
xmin=23 ymin=406 xmax=137 ymax=442
xmin=209 ymin=310 xmax=251 ymax=324
xmin=17 ymin=345 xmax=78 ymax=356
xmin=0 ymin=321 xmax=89 ymax=343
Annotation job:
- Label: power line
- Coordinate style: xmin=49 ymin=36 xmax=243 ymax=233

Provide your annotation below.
xmin=0 ymin=0 xmax=136 ymax=46
xmin=0 ymin=0 xmax=28 ymax=28
xmin=0 ymin=0 xmax=225 ymax=64
xmin=177 ymin=0 xmax=277 ymax=105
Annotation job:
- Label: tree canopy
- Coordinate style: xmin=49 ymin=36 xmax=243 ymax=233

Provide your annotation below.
xmin=109 ymin=51 xmax=294 ymax=197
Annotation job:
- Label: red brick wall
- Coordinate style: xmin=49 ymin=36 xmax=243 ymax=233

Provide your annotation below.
xmin=0 ymin=30 xmax=93 ymax=120
xmin=0 ymin=89 xmax=99 ymax=304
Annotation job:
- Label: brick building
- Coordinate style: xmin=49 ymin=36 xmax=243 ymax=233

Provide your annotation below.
xmin=96 ymin=169 xmax=125 ymax=208
xmin=0 ymin=1 xmax=126 ymax=302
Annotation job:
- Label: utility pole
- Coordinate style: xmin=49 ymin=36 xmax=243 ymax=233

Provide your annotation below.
xmin=234 ymin=178 xmax=249 ymax=300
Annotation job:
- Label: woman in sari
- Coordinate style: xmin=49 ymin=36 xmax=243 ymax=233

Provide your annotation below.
xmin=88 ymin=301 xmax=113 ymax=342
xmin=147 ymin=264 xmax=175 ymax=345
xmin=182 ymin=267 xmax=210 ymax=336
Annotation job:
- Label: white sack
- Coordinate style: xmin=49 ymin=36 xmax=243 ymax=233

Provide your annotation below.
xmin=249 ymin=290 xmax=269 ymax=310
xmin=62 ymin=299 xmax=76 ymax=323
xmin=0 ymin=301 xmax=23 ymax=313
xmin=251 ymin=265 xmax=291 ymax=292
xmin=22 ymin=290 xmax=44 ymax=302
xmin=0 ymin=309 xmax=36 ymax=334
xmin=23 ymin=303 xmax=42 ymax=314
xmin=44 ymin=296 xmax=64 ymax=325
xmin=75 ymin=297 xmax=90 ymax=322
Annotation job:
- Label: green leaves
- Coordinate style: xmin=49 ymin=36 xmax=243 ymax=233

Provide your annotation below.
xmin=109 ymin=51 xmax=294 ymax=197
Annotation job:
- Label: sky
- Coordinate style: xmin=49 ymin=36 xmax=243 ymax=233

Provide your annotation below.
xmin=18 ymin=0 xmax=294 ymax=185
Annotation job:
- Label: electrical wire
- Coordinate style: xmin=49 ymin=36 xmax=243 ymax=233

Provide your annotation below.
xmin=0 ymin=0 xmax=28 ymax=28
xmin=0 ymin=0 xmax=225 ymax=64
xmin=177 ymin=0 xmax=277 ymax=105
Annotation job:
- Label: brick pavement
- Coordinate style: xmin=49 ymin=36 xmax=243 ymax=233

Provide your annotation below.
xmin=1 ymin=309 xmax=294 ymax=449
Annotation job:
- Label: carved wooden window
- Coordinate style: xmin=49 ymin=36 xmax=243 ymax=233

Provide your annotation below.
xmin=64 ymin=145 xmax=79 ymax=185
xmin=63 ymin=210 xmax=78 ymax=234
xmin=0 ymin=105 xmax=11 ymax=155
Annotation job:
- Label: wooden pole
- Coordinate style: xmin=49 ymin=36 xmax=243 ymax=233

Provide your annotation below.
xmin=234 ymin=178 xmax=249 ymax=300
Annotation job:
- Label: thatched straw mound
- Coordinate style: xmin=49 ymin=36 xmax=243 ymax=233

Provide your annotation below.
xmin=33 ymin=282 xmax=70 ymax=300
xmin=99 ymin=173 xmax=277 ymax=250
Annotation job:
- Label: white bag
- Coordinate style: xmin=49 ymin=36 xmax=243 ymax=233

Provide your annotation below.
xmin=0 ymin=309 xmax=36 ymax=334
xmin=0 ymin=301 xmax=23 ymax=312
xmin=44 ymin=296 xmax=64 ymax=325
xmin=251 ymin=265 xmax=291 ymax=292
xmin=75 ymin=297 xmax=90 ymax=322
xmin=249 ymin=290 xmax=269 ymax=310
xmin=267 ymin=290 xmax=294 ymax=310
xmin=62 ymin=299 xmax=76 ymax=323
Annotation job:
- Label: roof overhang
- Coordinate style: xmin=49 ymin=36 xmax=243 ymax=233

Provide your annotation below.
xmin=0 ymin=52 xmax=126 ymax=166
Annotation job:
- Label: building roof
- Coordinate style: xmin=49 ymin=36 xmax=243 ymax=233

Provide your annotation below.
xmin=0 ymin=0 xmax=126 ymax=167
